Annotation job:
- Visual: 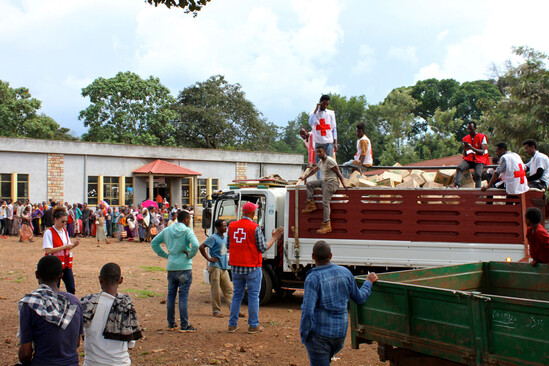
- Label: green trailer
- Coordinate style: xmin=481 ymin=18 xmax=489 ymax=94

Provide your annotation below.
xmin=350 ymin=262 xmax=549 ymax=366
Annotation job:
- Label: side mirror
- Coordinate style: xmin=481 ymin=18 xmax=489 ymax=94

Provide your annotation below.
xmin=202 ymin=207 xmax=212 ymax=229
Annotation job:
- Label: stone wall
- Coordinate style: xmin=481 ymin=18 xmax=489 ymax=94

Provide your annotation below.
xmin=235 ymin=162 xmax=247 ymax=180
xmin=47 ymin=153 xmax=64 ymax=202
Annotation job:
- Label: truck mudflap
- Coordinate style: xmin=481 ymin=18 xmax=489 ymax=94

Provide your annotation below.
xmin=350 ymin=262 xmax=549 ymax=366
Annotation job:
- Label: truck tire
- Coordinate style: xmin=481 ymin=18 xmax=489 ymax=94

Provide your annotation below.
xmin=259 ymin=267 xmax=273 ymax=305
xmin=243 ymin=267 xmax=274 ymax=305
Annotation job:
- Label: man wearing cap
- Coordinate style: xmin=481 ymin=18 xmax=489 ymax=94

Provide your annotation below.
xmin=227 ymin=202 xmax=284 ymax=334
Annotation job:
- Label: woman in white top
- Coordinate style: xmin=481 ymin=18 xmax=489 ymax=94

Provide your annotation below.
xmin=43 ymin=208 xmax=80 ymax=294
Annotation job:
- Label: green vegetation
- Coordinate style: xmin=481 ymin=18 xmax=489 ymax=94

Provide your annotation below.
xmin=139 ymin=266 xmax=165 ymax=272
xmin=124 ymin=288 xmax=162 ymax=298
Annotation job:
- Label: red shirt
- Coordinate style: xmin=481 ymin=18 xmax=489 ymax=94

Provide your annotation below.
xmin=228 ymin=218 xmax=262 ymax=268
xmin=527 ymin=223 xmax=549 ymax=263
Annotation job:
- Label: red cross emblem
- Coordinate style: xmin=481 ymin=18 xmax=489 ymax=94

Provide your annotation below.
xmin=316 ymin=118 xmax=331 ymax=136
xmin=233 ymin=228 xmax=246 ymax=243
xmin=514 ymin=164 xmax=526 ymax=184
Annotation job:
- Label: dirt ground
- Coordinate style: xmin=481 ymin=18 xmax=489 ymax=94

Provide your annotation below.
xmin=0 ymin=232 xmax=385 ymax=366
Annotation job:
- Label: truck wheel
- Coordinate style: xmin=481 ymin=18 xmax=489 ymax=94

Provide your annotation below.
xmin=243 ymin=267 xmax=273 ymax=305
xmin=259 ymin=267 xmax=273 ymax=305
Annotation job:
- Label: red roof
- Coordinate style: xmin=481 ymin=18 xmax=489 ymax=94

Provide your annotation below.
xmin=366 ymin=154 xmax=463 ymax=176
xmin=133 ymin=159 xmax=202 ymax=176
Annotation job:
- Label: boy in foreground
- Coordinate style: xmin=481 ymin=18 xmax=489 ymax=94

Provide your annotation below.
xmin=525 ymin=207 xmax=549 ymax=266
xmin=81 ymin=263 xmax=142 ymax=366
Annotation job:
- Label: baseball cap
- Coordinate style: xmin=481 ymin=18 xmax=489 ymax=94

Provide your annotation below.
xmin=242 ymin=202 xmax=258 ymax=213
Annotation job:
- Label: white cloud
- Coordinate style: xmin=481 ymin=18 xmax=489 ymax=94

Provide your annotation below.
xmin=351 ymin=44 xmax=375 ymax=75
xmin=437 ymin=30 xmax=449 ymax=41
xmin=387 ymin=46 xmax=418 ymax=65
xmin=415 ymin=3 xmax=549 ymax=82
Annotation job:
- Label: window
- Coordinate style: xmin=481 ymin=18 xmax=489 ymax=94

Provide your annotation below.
xmin=125 ymin=177 xmax=134 ymax=206
xmin=103 ymin=176 xmax=119 ymax=206
xmin=0 ymin=174 xmax=11 ymax=201
xmin=17 ymin=174 xmax=29 ymax=202
xmin=88 ymin=176 xmax=98 ymax=205
xmin=198 ymin=178 xmax=219 ymax=199
xmin=181 ymin=178 xmax=191 ymax=205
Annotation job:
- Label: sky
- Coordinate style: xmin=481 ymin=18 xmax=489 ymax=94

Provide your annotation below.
xmin=1 ymin=0 xmax=548 ymax=136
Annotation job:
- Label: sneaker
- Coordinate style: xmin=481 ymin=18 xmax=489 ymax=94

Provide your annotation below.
xmin=212 ymin=311 xmax=224 ymax=318
xmin=167 ymin=324 xmax=178 ymax=331
xmin=179 ymin=324 xmax=197 ymax=333
xmin=228 ymin=325 xmax=239 ymax=333
xmin=247 ymin=325 xmax=264 ymax=334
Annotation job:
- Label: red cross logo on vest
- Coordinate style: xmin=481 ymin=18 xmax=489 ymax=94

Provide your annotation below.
xmin=514 ymin=164 xmax=526 ymax=184
xmin=316 ymin=118 xmax=331 ymax=136
xmin=233 ymin=228 xmax=247 ymax=243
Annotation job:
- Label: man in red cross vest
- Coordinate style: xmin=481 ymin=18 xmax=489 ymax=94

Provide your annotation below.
xmin=482 ymin=141 xmax=529 ymax=195
xmin=455 ymin=121 xmax=490 ymax=188
xmin=227 ymin=202 xmax=284 ymax=334
xmin=309 ymin=95 xmax=337 ymax=179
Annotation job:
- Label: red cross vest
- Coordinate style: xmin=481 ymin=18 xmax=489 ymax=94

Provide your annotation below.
xmin=228 ymin=218 xmax=262 ymax=268
xmin=463 ymin=133 xmax=489 ymax=165
xmin=503 ymin=152 xmax=529 ymax=195
xmin=45 ymin=227 xmax=73 ymax=269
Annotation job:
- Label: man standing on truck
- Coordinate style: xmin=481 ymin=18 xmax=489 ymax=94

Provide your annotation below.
xmin=227 ymin=202 xmax=284 ymax=334
xmin=454 ymin=121 xmax=490 ymax=188
xmin=523 ymin=139 xmax=549 ymax=190
xmin=299 ymin=127 xmax=316 ymax=168
xmin=310 ymin=95 xmax=337 ymax=179
xmin=482 ymin=142 xmax=529 ymax=195
xmin=301 ymin=144 xmax=349 ymax=235
xmin=300 ymin=240 xmax=378 ymax=365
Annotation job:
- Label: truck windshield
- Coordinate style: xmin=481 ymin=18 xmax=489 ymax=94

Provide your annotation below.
xmin=215 ymin=195 xmax=267 ymax=234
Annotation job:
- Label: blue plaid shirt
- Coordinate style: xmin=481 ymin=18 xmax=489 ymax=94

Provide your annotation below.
xmin=227 ymin=216 xmax=267 ymax=275
xmin=300 ymin=263 xmax=372 ymax=343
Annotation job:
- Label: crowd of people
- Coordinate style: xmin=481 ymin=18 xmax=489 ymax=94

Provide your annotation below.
xmin=0 ymin=199 xmax=194 ymax=245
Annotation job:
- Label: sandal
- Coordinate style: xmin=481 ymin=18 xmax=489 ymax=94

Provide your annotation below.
xmin=213 ymin=311 xmax=224 ymax=318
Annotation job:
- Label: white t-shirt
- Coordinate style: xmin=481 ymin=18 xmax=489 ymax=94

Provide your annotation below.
xmin=43 ymin=227 xmax=71 ymax=249
xmin=526 ymin=150 xmax=549 ymax=187
xmin=83 ymin=292 xmax=133 ymax=366
xmin=309 ymin=109 xmax=337 ymax=145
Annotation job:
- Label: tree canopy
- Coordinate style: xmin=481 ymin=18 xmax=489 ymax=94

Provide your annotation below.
xmin=481 ymin=46 xmax=549 ymax=151
xmin=172 ymin=75 xmax=277 ymax=151
xmin=79 ymin=71 xmax=178 ymax=146
xmin=146 ymin=0 xmax=210 ymax=15
xmin=0 ymin=81 xmax=75 ymax=140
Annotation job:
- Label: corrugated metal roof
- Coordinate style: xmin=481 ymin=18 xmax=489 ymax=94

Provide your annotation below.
xmin=133 ymin=159 xmax=202 ymax=176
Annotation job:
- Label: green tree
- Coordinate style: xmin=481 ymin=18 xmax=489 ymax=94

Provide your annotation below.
xmin=0 ymin=80 xmax=75 ymax=140
xmin=482 ymin=46 xmax=549 ymax=150
xmin=173 ymin=75 xmax=277 ymax=151
xmin=273 ymin=112 xmax=309 ymax=156
xmin=146 ymin=0 xmax=210 ymax=15
xmin=413 ymin=108 xmax=462 ymax=161
xmin=79 ymin=72 xmax=178 ymax=145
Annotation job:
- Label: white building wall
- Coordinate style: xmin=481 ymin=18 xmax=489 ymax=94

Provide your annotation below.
xmin=64 ymin=154 xmax=85 ymax=204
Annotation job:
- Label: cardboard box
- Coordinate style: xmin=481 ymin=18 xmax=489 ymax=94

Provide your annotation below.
xmin=423 ymin=181 xmax=445 ymax=188
xmin=404 ymin=173 xmax=425 ymax=186
xmin=377 ymin=177 xmax=397 ymax=187
xmin=434 ymin=169 xmax=456 ymax=186
xmin=421 ymin=172 xmax=437 ymax=183
xmin=358 ymin=178 xmax=377 ymax=187
xmin=348 ymin=171 xmax=362 ymax=187
xmin=396 ymin=179 xmax=419 ymax=188
xmin=381 ymin=171 xmax=403 ymax=183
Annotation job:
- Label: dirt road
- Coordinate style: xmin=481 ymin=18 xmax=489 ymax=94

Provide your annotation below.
xmin=0 ymin=233 xmax=383 ymax=365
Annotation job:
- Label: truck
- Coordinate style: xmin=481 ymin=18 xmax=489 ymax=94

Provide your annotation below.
xmin=350 ymin=262 xmax=549 ymax=366
xmin=201 ymin=183 xmax=547 ymax=304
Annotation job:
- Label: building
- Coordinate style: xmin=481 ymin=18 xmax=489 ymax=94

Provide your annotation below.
xmin=0 ymin=138 xmax=303 ymax=209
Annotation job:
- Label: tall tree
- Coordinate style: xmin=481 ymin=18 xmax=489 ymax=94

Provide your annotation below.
xmin=273 ymin=112 xmax=309 ymax=156
xmin=481 ymin=46 xmax=549 ymax=150
xmin=0 ymin=81 xmax=75 ymax=140
xmin=173 ymin=75 xmax=277 ymax=151
xmin=79 ymin=72 xmax=178 ymax=145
